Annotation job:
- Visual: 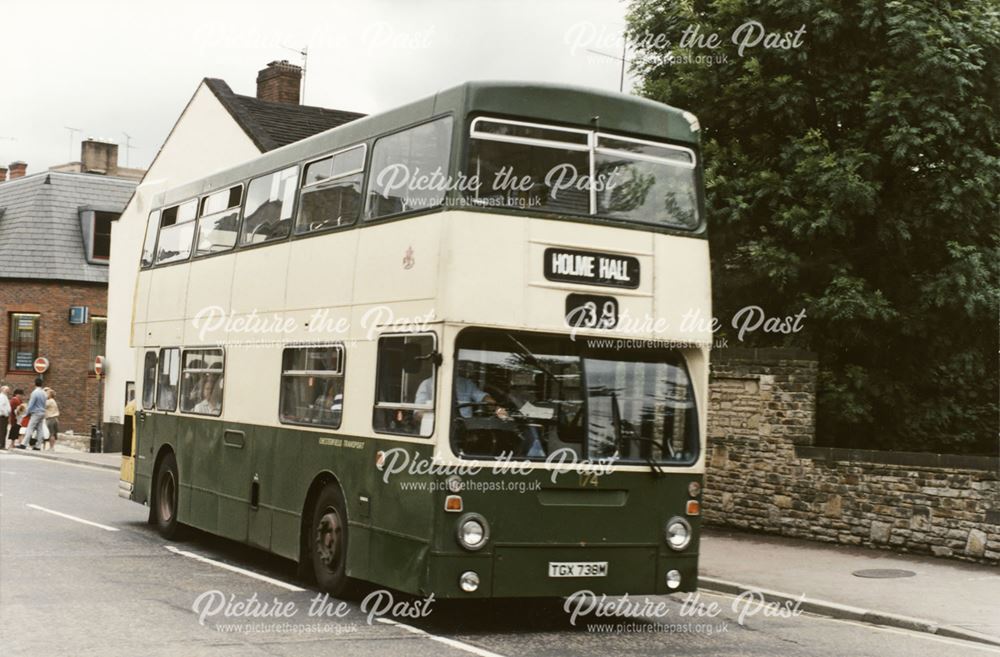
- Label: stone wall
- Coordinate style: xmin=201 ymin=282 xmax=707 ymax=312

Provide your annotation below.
xmin=705 ymin=348 xmax=1000 ymax=565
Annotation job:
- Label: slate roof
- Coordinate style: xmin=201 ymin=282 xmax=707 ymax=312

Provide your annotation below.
xmin=0 ymin=172 xmax=137 ymax=284
xmin=204 ymin=78 xmax=365 ymax=152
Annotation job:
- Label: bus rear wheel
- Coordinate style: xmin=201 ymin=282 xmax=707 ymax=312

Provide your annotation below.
xmin=153 ymin=451 xmax=181 ymax=539
xmin=310 ymin=484 xmax=353 ymax=596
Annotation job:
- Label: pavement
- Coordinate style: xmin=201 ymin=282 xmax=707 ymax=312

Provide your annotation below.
xmin=2 ymin=448 xmax=999 ymax=657
xmin=699 ymin=528 xmax=1000 ymax=646
xmin=1 ymin=442 xmax=121 ymax=470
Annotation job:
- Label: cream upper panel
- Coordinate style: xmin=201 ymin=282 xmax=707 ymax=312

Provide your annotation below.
xmin=352 ymin=216 xmax=442 ymax=306
xmin=133 ymin=210 xmax=710 ymax=346
xmin=230 ymin=243 xmax=291 ymax=314
xmin=439 ymin=210 xmax=708 ymax=342
xmin=285 ymin=229 xmax=360 ymax=312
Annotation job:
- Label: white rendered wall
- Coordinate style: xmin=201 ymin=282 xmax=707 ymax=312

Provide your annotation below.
xmin=103 ymin=82 xmax=260 ymax=425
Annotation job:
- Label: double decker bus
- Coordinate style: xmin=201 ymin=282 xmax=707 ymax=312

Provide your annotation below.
xmin=119 ymin=81 xmax=710 ymax=598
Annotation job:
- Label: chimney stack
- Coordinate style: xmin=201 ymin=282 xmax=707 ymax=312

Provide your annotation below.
xmin=81 ymin=139 xmax=119 ymax=175
xmin=0 ymin=166 xmax=7 ymax=182
xmin=256 ymin=60 xmax=302 ymax=105
xmin=8 ymin=161 xmax=27 ymax=179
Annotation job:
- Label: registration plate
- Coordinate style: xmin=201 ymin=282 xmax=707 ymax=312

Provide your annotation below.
xmin=548 ymin=561 xmax=609 ymax=578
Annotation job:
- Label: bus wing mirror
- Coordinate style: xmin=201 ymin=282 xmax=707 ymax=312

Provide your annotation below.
xmin=402 ymin=345 xmax=441 ymax=373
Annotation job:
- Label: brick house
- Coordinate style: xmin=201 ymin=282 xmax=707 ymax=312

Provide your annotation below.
xmin=0 ymin=146 xmax=138 ymax=444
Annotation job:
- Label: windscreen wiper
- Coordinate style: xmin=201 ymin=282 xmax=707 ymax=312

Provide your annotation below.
xmin=611 ymin=391 xmax=664 ymax=476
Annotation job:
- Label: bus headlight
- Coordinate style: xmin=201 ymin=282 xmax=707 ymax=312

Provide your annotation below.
xmin=665 ymin=517 xmax=691 ymax=551
xmin=666 ymin=569 xmax=682 ymax=589
xmin=457 ymin=513 xmax=489 ymax=551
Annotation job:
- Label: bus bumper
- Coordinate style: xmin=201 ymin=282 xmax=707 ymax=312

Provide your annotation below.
xmin=423 ymin=547 xmax=698 ymax=598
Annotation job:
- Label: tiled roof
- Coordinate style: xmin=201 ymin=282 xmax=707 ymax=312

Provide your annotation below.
xmin=0 ymin=172 xmax=136 ymax=284
xmin=204 ymin=79 xmax=365 ymax=152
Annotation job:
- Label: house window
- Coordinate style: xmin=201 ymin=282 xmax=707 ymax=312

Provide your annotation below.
xmin=7 ymin=313 xmax=39 ymax=372
xmin=89 ymin=317 xmax=107 ymax=373
xmin=92 ymin=212 xmax=117 ymax=260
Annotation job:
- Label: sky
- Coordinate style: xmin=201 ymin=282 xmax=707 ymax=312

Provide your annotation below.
xmin=1 ymin=0 xmax=635 ymax=173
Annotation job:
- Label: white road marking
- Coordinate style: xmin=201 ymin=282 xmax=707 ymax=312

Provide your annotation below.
xmin=164 ymin=546 xmax=507 ymax=657
xmin=26 ymin=504 xmax=120 ymax=532
xmin=376 ymin=617 xmax=507 ymax=657
xmin=164 ymin=545 xmax=305 ymax=592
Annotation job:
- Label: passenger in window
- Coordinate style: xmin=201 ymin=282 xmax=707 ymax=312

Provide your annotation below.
xmin=193 ymin=377 xmax=219 ymax=415
xmin=312 ymin=387 xmax=342 ymax=426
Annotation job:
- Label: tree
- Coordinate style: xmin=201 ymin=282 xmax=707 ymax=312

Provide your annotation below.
xmin=627 ymin=0 xmax=999 ymax=454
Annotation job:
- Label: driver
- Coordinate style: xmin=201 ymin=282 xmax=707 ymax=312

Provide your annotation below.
xmin=414 ymin=374 xmax=507 ymax=420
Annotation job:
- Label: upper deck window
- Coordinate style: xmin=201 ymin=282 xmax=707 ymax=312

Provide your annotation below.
xmin=465 ymin=117 xmax=700 ymax=230
xmin=239 ymin=166 xmax=299 ymax=246
xmin=365 ymin=117 xmax=453 ymax=221
xmin=296 ymin=145 xmax=365 ymax=234
xmin=467 ymin=118 xmax=592 ymax=216
xmin=195 ymin=185 xmax=243 ymax=256
xmin=141 ymin=210 xmax=159 ymax=269
xmin=594 ymin=134 xmax=698 ymax=229
xmin=155 ymin=200 xmax=198 ymax=264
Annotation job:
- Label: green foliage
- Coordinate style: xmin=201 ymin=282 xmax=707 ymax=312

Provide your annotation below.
xmin=627 ymin=0 xmax=999 ymax=454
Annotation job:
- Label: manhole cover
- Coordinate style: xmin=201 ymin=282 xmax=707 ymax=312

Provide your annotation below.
xmin=852 ymin=569 xmax=916 ymax=579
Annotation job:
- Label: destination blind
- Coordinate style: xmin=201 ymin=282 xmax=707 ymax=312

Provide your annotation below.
xmin=543 ymin=247 xmax=640 ymax=289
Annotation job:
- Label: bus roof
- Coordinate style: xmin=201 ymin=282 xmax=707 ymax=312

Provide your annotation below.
xmin=155 ymin=81 xmax=700 ymax=209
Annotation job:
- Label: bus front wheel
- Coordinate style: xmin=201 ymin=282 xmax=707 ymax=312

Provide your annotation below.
xmin=310 ymin=484 xmax=353 ymax=596
xmin=153 ymin=451 xmax=181 ymax=539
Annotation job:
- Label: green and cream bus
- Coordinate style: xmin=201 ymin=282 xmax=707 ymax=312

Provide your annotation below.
xmin=119 ymin=81 xmax=711 ymax=599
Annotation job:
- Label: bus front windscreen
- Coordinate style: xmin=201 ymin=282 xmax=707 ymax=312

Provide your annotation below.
xmin=464 ymin=118 xmax=700 ymax=230
xmin=450 ymin=329 xmax=699 ymax=465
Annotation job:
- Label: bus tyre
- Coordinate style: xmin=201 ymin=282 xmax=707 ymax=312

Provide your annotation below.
xmin=310 ymin=484 xmax=352 ymax=596
xmin=154 ymin=451 xmax=181 ymax=540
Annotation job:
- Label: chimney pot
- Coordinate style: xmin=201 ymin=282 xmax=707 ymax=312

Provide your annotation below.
xmin=256 ymin=60 xmax=302 ymax=105
xmin=0 ymin=166 xmax=7 ymax=182
xmin=8 ymin=161 xmax=27 ymax=179
xmin=81 ymin=139 xmax=119 ymax=175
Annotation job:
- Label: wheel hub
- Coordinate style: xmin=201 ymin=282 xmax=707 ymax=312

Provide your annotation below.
xmin=316 ymin=510 xmax=342 ymax=569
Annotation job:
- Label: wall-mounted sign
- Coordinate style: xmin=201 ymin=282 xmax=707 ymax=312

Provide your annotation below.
xmin=69 ymin=306 xmax=90 ymax=324
xmin=544 ymin=248 xmax=640 ymax=289
xmin=33 ymin=357 xmax=50 ymax=374
xmin=94 ymin=355 xmax=105 ymax=376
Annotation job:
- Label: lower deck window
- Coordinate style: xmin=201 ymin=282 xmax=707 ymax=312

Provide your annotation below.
xmin=180 ymin=349 xmax=224 ymax=416
xmin=156 ymin=348 xmax=180 ymax=411
xmin=373 ymin=334 xmax=436 ymax=437
xmin=142 ymin=351 xmax=157 ymax=410
xmin=279 ymin=345 xmax=345 ymax=428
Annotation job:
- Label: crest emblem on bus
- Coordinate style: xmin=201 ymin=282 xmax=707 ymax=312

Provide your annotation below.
xmin=402 ymin=246 xmax=415 ymax=270
xmin=375 ymin=450 xmax=386 ymax=470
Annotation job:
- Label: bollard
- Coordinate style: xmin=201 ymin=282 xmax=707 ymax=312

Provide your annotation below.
xmin=90 ymin=424 xmax=102 ymax=453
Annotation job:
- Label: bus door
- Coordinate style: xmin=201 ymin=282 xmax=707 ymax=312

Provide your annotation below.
xmin=118 ymin=402 xmax=136 ymax=499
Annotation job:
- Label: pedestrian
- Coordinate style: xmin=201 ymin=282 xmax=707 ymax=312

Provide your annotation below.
xmin=44 ymin=388 xmax=59 ymax=451
xmin=6 ymin=388 xmax=23 ymax=449
xmin=0 ymin=386 xmax=10 ymax=450
xmin=21 ymin=377 xmax=48 ymax=451
xmin=14 ymin=402 xmax=28 ymax=447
